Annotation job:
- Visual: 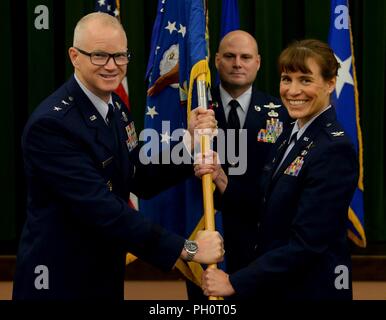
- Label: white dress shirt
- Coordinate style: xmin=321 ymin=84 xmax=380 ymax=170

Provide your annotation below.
xmin=274 ymin=105 xmax=332 ymax=176
xmin=74 ymin=74 xmax=113 ymax=124
xmin=219 ymin=85 xmax=252 ymax=128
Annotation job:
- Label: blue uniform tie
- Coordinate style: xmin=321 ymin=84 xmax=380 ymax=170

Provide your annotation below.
xmin=107 ymin=103 xmax=120 ymax=152
xmin=228 ymin=100 xmax=241 ymax=158
xmin=228 ymin=99 xmax=241 ymax=130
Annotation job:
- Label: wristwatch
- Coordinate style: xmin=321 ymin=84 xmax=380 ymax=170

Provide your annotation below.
xmin=184 ymin=240 xmax=198 ymax=262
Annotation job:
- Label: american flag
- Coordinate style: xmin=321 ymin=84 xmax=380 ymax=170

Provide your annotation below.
xmin=142 ymin=0 xmax=224 ymax=287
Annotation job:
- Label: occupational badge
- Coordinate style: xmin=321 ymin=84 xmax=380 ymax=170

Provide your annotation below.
xmin=263 ymin=102 xmax=281 ymax=117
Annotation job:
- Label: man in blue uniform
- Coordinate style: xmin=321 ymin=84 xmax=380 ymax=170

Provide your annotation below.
xmin=186 ymin=30 xmax=291 ymax=300
xmin=210 ymin=31 xmax=291 ymax=274
xmin=13 ymin=12 xmax=223 ymax=300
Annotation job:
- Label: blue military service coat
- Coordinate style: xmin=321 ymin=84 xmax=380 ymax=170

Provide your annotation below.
xmin=13 ymin=75 xmax=191 ymax=300
xmin=229 ymin=106 xmax=358 ymax=300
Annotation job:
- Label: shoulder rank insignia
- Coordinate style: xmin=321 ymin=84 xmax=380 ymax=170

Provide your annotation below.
xmin=53 ymin=106 xmax=62 ymax=112
xmin=254 ymin=105 xmax=261 ymax=112
xmin=331 ymin=131 xmax=344 ymax=137
xmin=257 ymin=118 xmax=283 ymax=144
xmin=61 ymin=100 xmax=69 ymax=106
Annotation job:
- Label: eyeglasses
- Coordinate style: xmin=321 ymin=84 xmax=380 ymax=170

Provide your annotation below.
xmin=75 ymin=47 xmax=131 ymax=66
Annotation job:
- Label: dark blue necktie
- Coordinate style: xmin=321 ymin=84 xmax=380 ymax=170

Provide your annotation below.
xmin=228 ymin=100 xmax=241 ymax=158
xmin=228 ymin=99 xmax=241 ymax=130
xmin=288 ymin=132 xmax=298 ymax=146
xmin=272 ymin=131 xmax=299 ymax=179
xmin=107 ymin=103 xmax=120 ymax=152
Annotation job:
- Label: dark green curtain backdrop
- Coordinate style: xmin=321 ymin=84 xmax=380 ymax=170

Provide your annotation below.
xmin=1 ymin=0 xmax=385 ymax=252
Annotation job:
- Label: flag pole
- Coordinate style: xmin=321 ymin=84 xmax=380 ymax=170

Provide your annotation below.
xmin=197 ymin=73 xmax=221 ymax=300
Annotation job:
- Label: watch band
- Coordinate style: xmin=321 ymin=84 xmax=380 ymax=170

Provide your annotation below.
xmin=184 ymin=240 xmax=198 ymax=262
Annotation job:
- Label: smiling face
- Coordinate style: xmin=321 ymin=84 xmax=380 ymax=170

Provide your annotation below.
xmin=280 ymin=57 xmax=336 ymax=128
xmin=69 ymin=17 xmax=127 ymax=102
xmin=215 ymin=31 xmax=260 ymax=98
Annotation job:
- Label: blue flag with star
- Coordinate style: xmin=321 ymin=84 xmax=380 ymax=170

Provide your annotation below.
xmin=328 ymin=0 xmax=366 ymax=247
xmin=142 ymin=0 xmax=217 ymax=286
xmin=95 ymin=0 xmax=119 ymax=19
xmin=215 ymin=0 xmax=240 ymax=85
xmin=220 ymin=0 xmax=240 ymax=39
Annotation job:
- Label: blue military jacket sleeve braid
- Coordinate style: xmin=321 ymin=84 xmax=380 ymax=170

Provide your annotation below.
xmin=229 ymin=127 xmax=358 ymax=300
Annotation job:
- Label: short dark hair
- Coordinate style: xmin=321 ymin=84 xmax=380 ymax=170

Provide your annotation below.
xmin=278 ymin=39 xmax=340 ymax=81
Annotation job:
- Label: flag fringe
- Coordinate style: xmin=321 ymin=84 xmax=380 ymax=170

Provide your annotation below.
xmin=348 ymin=11 xmax=364 ymax=192
xmin=348 ymin=207 xmax=367 ymax=247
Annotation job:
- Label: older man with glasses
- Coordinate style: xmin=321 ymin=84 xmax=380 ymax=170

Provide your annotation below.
xmin=13 ymin=12 xmax=222 ymax=300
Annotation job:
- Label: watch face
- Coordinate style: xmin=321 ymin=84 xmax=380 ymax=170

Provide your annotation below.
xmin=185 ymin=240 xmax=198 ymax=253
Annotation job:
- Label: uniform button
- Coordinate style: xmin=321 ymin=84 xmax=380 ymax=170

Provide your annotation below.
xmin=254 ymin=244 xmax=258 ymax=250
xmin=263 ymin=197 xmax=266 ymax=203
xmin=257 ymin=222 xmax=261 ymax=228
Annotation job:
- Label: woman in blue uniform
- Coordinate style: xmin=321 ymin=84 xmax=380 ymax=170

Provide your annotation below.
xmin=196 ymin=39 xmax=358 ymax=300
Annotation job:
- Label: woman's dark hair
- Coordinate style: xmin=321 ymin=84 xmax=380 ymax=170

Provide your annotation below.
xmin=278 ymin=39 xmax=340 ymax=81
